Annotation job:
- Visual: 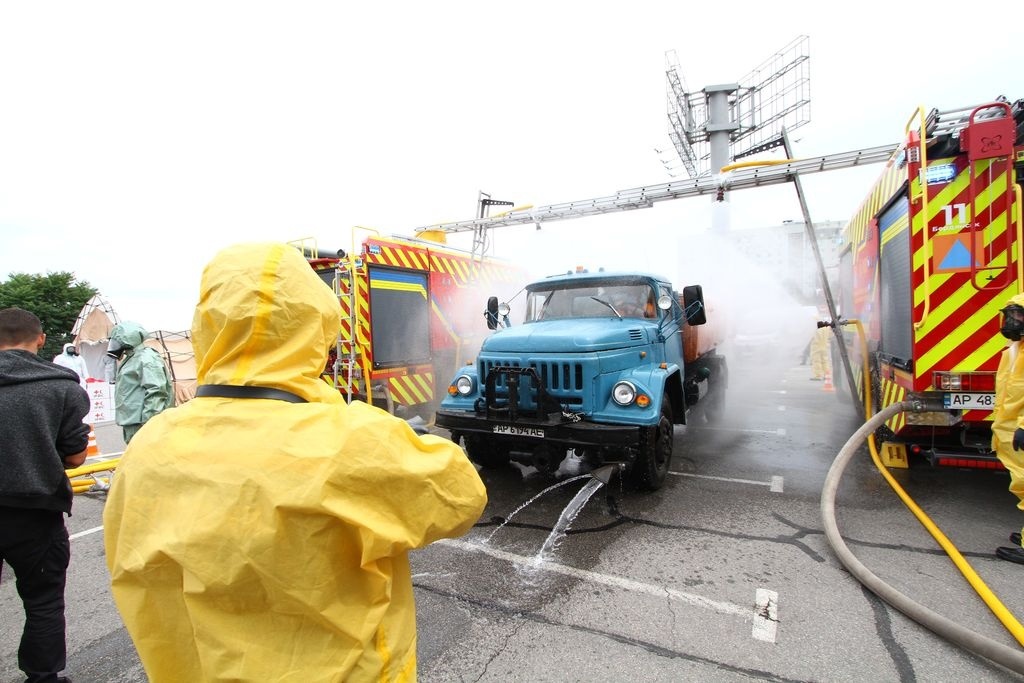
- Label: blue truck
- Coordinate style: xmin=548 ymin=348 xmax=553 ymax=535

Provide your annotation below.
xmin=435 ymin=269 xmax=728 ymax=490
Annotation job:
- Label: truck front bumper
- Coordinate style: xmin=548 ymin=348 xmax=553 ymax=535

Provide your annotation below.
xmin=435 ymin=410 xmax=641 ymax=448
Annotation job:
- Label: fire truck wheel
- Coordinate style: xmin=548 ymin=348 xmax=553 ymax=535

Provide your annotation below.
xmin=464 ymin=435 xmax=512 ymax=469
xmin=631 ymin=396 xmax=673 ymax=490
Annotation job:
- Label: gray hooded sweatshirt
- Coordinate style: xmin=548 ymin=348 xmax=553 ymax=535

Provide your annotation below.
xmin=0 ymin=349 xmax=91 ymax=513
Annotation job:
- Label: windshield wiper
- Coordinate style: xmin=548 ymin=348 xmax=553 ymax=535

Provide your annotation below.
xmin=591 ymin=296 xmax=622 ymax=319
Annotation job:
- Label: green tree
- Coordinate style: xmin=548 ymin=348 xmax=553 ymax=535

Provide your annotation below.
xmin=0 ymin=272 xmax=97 ymax=359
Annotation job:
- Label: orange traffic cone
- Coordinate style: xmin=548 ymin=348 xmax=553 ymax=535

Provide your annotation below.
xmin=822 ymin=369 xmax=834 ymax=392
xmin=86 ymin=425 xmax=100 ymax=458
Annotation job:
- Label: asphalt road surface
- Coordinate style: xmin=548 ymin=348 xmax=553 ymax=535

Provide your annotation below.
xmin=4 ymin=351 xmax=1024 ymax=682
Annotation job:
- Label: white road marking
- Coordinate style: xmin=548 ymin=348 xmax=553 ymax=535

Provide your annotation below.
xmin=437 ymin=538 xmax=772 ymax=639
xmin=73 ymin=524 xmax=782 ymax=642
xmin=670 ymin=471 xmax=784 ymax=493
xmin=753 ymin=588 xmax=779 ymax=643
xmin=777 ymin=405 xmax=786 ymax=411
xmin=70 ymin=525 xmax=104 ymax=540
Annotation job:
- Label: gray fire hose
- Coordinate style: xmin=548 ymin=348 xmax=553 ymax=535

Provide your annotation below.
xmin=821 ymin=400 xmax=1024 ymax=674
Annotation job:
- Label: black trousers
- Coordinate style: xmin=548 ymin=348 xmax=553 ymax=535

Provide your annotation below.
xmin=0 ymin=506 xmax=70 ymax=682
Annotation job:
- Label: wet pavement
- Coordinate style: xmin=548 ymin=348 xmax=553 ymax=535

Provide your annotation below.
xmin=4 ymin=353 xmax=1024 ymax=681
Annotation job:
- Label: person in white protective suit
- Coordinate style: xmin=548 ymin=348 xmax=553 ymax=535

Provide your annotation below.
xmin=103 ymin=242 xmax=488 ymax=682
xmin=106 ymin=321 xmax=173 ymax=444
xmin=991 ymin=293 xmax=1024 ymax=565
xmin=52 ymin=342 xmax=89 ymax=390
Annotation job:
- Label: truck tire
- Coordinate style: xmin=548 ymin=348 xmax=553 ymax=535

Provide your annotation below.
xmin=631 ymin=396 xmax=673 ymax=490
xmin=464 ymin=435 xmax=512 ymax=469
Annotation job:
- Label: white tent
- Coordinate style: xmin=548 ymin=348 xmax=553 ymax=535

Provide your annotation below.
xmin=71 ymin=294 xmax=120 ymax=380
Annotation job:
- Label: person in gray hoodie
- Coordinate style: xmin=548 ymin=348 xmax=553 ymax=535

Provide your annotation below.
xmin=0 ymin=307 xmax=90 ymax=683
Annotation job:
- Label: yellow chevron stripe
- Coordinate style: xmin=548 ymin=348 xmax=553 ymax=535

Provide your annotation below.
xmin=917 ymin=293 xmax=997 ymax=374
xmin=435 ymin=255 xmax=460 ymax=281
xmin=958 ymin=330 xmax=1011 ymax=372
xmin=392 ymin=245 xmax=418 ymax=270
xmin=386 ymin=378 xmax=414 ymax=405
xmin=411 ymin=372 xmax=433 ymax=396
xmin=452 ymin=256 xmax=471 ymax=281
xmin=414 ymin=250 xmax=429 ymax=270
xmin=389 ymin=374 xmax=431 ymax=405
xmin=879 ymin=378 xmax=907 ymax=432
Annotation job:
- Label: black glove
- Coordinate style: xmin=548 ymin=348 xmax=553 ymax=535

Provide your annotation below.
xmin=1013 ymin=429 xmax=1024 ymax=451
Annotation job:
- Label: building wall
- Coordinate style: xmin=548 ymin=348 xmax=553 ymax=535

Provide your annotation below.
xmin=729 ymin=220 xmax=843 ymax=303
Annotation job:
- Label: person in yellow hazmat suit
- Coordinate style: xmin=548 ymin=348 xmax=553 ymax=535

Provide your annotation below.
xmin=991 ymin=295 xmax=1024 ymax=565
xmin=102 ymin=242 xmax=488 ymax=682
xmin=809 ymin=319 xmax=831 ymax=381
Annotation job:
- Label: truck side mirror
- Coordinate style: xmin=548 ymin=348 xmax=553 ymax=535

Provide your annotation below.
xmin=485 ymin=296 xmax=500 ymax=330
xmin=682 ymin=285 xmax=707 ymax=326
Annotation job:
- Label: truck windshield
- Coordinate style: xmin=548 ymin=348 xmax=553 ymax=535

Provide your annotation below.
xmin=524 ymin=283 xmax=657 ymax=321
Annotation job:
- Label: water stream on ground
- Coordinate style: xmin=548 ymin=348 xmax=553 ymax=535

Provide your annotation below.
xmin=532 ymin=477 xmax=606 ymax=565
xmin=485 ymin=473 xmax=591 ymax=543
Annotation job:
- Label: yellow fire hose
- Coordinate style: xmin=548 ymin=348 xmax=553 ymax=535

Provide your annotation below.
xmin=67 ymin=457 xmax=120 ymax=494
xmin=821 ymin=319 xmax=1024 ymax=673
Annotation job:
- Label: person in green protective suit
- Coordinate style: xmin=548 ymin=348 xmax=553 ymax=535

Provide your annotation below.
xmin=103 ymin=242 xmax=488 ymax=682
xmin=991 ymin=293 xmax=1024 ymax=565
xmin=106 ymin=321 xmax=174 ymax=444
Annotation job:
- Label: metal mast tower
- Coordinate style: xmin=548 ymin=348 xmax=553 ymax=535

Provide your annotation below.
xmin=665 ymin=36 xmax=811 ymax=232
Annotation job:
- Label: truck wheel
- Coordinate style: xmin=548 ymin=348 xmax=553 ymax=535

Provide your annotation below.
xmin=464 ymin=435 xmax=511 ymax=469
xmin=631 ymin=397 xmax=673 ymax=490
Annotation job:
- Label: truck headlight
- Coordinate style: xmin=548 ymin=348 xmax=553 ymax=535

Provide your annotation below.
xmin=612 ymin=381 xmax=637 ymax=406
xmin=453 ymin=375 xmax=475 ymax=396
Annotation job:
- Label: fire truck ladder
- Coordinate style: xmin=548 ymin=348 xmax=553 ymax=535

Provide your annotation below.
xmin=332 ymin=240 xmax=396 ymax=413
xmin=331 ymin=258 xmax=360 ymax=404
xmin=413 ymin=143 xmax=899 ymax=246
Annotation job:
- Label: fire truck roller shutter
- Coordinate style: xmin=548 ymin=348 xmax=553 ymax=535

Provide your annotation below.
xmin=368 ymin=266 xmax=431 ymax=368
xmin=878 ymin=196 xmax=913 ymax=364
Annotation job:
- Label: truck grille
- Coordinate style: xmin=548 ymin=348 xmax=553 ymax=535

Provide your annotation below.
xmin=479 ymin=358 xmax=586 ymax=408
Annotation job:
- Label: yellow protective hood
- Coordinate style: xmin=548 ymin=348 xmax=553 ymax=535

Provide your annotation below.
xmin=104 ymin=242 xmax=487 ymax=682
xmin=192 ymin=241 xmax=342 ymax=403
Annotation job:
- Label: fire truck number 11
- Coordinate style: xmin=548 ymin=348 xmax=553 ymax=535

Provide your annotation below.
xmin=940 ymin=202 xmax=969 ymax=228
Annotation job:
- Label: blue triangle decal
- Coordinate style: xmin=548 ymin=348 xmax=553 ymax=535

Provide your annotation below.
xmin=938 ymin=240 xmax=975 ymax=270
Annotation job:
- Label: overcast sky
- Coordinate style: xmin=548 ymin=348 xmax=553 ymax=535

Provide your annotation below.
xmin=0 ymin=1 xmax=1018 ymax=331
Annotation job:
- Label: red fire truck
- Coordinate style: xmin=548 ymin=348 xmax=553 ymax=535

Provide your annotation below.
xmin=298 ymin=232 xmax=524 ymax=418
xmin=835 ymin=96 xmax=1023 ymax=468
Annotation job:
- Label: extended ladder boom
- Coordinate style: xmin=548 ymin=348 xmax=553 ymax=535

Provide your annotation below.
xmin=414 ymin=143 xmax=898 ymax=235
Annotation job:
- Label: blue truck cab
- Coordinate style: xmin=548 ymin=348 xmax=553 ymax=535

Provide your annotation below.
xmin=435 ymin=269 xmax=727 ymax=490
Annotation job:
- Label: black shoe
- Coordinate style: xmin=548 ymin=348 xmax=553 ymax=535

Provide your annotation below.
xmin=1012 ymin=532 xmax=1022 ymax=546
xmin=996 ymin=546 xmax=1024 ymax=564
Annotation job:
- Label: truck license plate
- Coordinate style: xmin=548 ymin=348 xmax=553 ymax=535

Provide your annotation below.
xmin=943 ymin=393 xmax=995 ymax=410
xmin=492 ymin=425 xmax=545 ymax=438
